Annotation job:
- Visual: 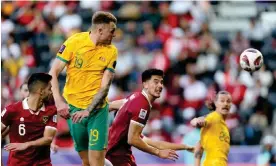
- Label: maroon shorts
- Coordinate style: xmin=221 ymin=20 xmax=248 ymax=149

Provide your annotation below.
xmin=106 ymin=153 xmax=137 ymax=166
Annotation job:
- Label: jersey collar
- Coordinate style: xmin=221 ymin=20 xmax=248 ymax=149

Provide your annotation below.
xmin=22 ymin=98 xmax=45 ymax=115
xmin=141 ymin=90 xmax=152 ymax=108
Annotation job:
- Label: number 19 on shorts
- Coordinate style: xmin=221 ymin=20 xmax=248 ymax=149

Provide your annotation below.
xmin=89 ymin=129 xmax=99 ymax=145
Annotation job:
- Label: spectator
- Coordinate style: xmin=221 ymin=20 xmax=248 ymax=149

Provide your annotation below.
xmin=257 ymin=135 xmax=275 ymax=166
xmin=231 ymin=31 xmax=250 ymax=55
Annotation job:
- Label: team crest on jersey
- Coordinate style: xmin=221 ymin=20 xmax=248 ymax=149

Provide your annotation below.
xmin=74 ymin=54 xmax=83 ymax=68
xmin=139 ymin=109 xmax=147 ymax=119
xmin=42 ymin=116 xmax=49 ymax=124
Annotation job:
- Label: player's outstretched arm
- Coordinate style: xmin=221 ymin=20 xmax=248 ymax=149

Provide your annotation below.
xmin=194 ymin=141 xmax=203 ymax=166
xmin=190 ymin=116 xmax=206 ymax=128
xmin=128 ymin=120 xmax=179 ymax=161
xmin=142 ymin=136 xmax=194 ymax=153
xmin=49 ymin=58 xmax=70 ymax=119
xmin=72 ymin=70 xmax=114 ymax=123
xmin=4 ymin=127 xmax=56 ymax=151
xmin=108 ymin=99 xmax=127 ymax=111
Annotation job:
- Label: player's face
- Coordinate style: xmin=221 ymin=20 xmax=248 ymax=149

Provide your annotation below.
xmin=20 ymin=84 xmax=29 ymax=99
xmin=144 ymin=75 xmax=164 ymax=98
xmin=215 ymin=94 xmax=232 ymax=115
xmin=41 ymin=83 xmax=52 ymax=101
xmin=99 ymin=22 xmax=116 ymax=44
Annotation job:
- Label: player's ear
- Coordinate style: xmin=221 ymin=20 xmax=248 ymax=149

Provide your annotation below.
xmin=38 ymin=88 xmax=44 ymax=95
xmin=143 ymin=81 xmax=148 ymax=89
xmin=97 ymin=24 xmax=104 ymax=35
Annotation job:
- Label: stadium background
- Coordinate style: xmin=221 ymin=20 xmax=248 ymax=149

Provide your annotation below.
xmin=1 ymin=1 xmax=276 ymax=165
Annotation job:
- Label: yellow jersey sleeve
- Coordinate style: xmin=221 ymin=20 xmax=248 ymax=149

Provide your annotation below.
xmin=105 ymin=47 xmax=118 ymax=73
xmin=56 ymin=35 xmax=76 ymax=63
xmin=204 ymin=114 xmax=214 ymax=128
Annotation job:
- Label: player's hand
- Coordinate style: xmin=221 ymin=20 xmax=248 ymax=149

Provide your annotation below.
xmin=157 ymin=149 xmax=179 ymax=161
xmin=56 ymin=101 xmax=70 ymax=119
xmin=51 ymin=143 xmax=59 ymax=153
xmin=72 ymin=110 xmax=89 ymax=123
xmin=190 ymin=117 xmax=205 ymax=127
xmin=4 ymin=143 xmax=29 ymax=151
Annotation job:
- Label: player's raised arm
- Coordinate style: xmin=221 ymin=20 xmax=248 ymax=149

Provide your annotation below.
xmin=142 ymin=136 xmax=194 ymax=153
xmin=72 ymin=69 xmax=115 ymax=123
xmin=128 ymin=120 xmax=179 ymax=161
xmin=194 ymin=141 xmax=203 ymax=166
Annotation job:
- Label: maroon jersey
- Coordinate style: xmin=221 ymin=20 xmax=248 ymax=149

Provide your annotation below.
xmin=1 ymin=98 xmax=57 ymax=166
xmin=106 ymin=91 xmax=151 ymax=166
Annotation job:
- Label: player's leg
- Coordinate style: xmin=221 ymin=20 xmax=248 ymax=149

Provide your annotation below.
xmin=67 ymin=105 xmax=90 ymax=166
xmin=87 ymin=104 xmax=109 ymax=166
xmin=78 ymin=150 xmax=89 ymax=166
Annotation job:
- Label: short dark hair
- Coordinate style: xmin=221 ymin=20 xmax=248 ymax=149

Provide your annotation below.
xmin=142 ymin=69 xmax=164 ymax=82
xmin=206 ymin=91 xmax=231 ymax=111
xmin=92 ymin=11 xmax=117 ymax=25
xmin=28 ymin=73 xmax=52 ymax=93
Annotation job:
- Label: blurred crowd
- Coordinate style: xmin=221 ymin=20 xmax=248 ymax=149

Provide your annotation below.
xmin=1 ymin=1 xmax=276 ymax=161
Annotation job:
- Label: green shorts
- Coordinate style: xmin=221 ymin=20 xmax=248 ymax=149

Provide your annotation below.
xmin=67 ymin=104 xmax=109 ymax=152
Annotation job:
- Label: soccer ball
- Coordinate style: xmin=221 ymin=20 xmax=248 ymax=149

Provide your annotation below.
xmin=239 ymin=48 xmax=263 ymax=72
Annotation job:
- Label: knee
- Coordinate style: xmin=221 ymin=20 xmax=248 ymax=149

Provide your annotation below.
xmin=89 ymin=153 xmax=105 ymax=165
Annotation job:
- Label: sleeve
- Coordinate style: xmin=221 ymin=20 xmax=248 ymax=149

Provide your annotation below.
xmin=130 ymin=102 xmax=150 ymax=127
xmin=105 ymin=47 xmax=118 ymax=73
xmin=56 ymin=37 xmax=75 ymax=63
xmin=204 ymin=114 xmax=214 ymax=128
xmin=1 ymin=107 xmax=13 ymax=127
xmin=45 ymin=111 xmax=57 ymax=130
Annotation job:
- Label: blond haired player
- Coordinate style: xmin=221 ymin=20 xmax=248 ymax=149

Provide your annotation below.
xmin=191 ymin=91 xmax=232 ymax=166
xmin=49 ymin=11 xmax=118 ymax=166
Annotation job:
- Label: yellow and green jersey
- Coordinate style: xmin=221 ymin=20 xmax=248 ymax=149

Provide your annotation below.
xmin=200 ymin=111 xmax=230 ymax=166
xmin=57 ymin=32 xmax=118 ymax=109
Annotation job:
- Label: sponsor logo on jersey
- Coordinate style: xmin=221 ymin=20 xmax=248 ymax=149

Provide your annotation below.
xmin=99 ymin=56 xmax=106 ymax=62
xmin=20 ymin=117 xmax=24 ymax=122
xmin=139 ymin=109 xmax=147 ymax=119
